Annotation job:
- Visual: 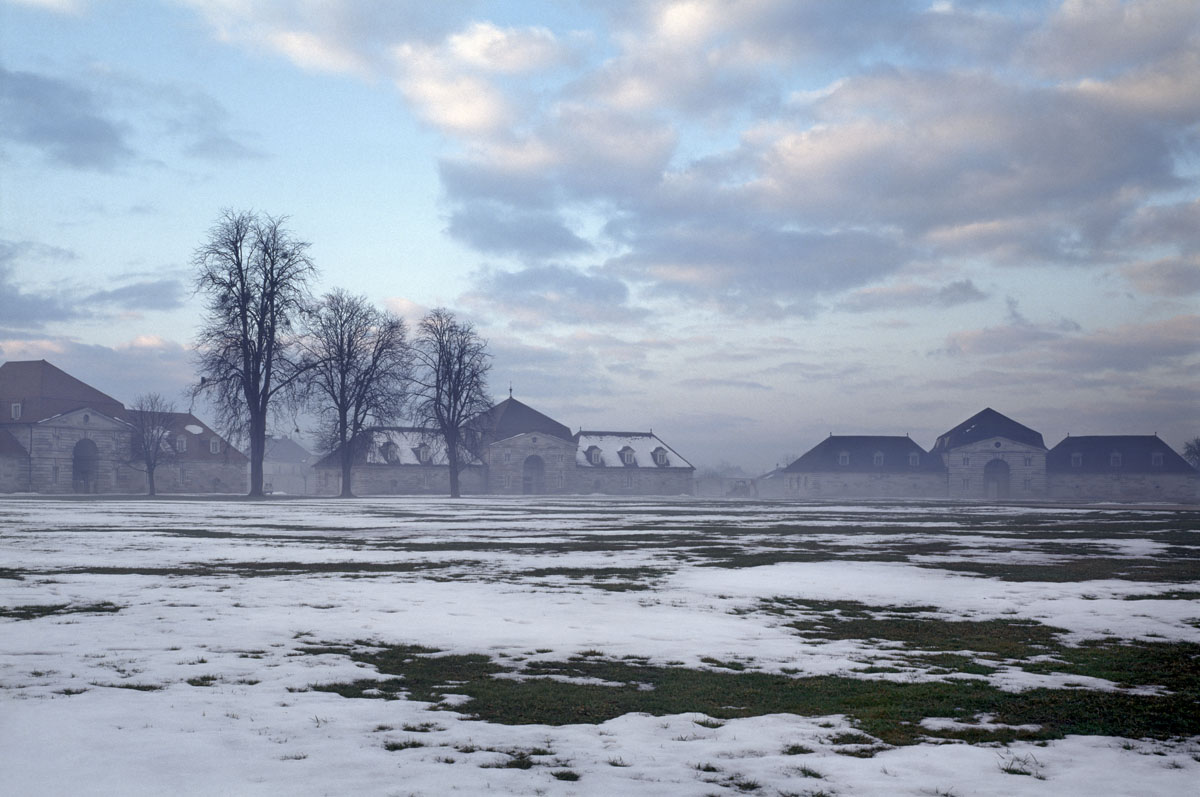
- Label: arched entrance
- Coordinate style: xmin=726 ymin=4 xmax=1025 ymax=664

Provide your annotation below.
xmin=522 ymin=455 xmax=546 ymax=495
xmin=983 ymin=459 xmax=1010 ymax=500
xmin=72 ymin=438 xmax=100 ymax=494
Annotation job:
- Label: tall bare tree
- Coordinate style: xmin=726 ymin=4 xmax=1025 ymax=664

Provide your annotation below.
xmin=299 ymin=289 xmax=412 ymax=497
xmin=126 ymin=392 xmax=177 ymax=496
xmin=191 ymin=209 xmax=316 ymax=497
xmin=411 ymin=308 xmax=492 ymax=498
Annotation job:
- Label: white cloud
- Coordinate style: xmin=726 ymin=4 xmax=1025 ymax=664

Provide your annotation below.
xmin=447 ymin=22 xmax=566 ymax=73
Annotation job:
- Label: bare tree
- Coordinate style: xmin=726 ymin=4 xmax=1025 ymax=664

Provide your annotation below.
xmin=299 ymin=289 xmax=412 ymax=497
xmin=191 ymin=209 xmax=316 ymax=497
xmin=1184 ymin=437 xmax=1200 ymax=469
xmin=411 ymin=308 xmax=492 ymax=498
xmin=126 ymin=393 xmax=177 ymax=496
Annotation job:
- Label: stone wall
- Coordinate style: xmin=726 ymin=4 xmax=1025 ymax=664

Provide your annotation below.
xmin=1047 ymin=472 xmax=1199 ymax=503
xmin=317 ymin=464 xmax=487 ymax=496
xmin=0 ymin=452 xmax=27 ymax=492
xmin=483 ymin=433 xmax=577 ymax=495
xmin=943 ymin=439 xmax=1047 ymax=500
xmin=574 ymin=468 xmax=694 ymax=496
xmin=25 ymin=420 xmax=134 ymax=494
xmin=783 ymin=471 xmax=946 ymax=499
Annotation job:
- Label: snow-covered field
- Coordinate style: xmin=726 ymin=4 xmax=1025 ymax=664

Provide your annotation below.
xmin=1 ymin=497 xmax=1197 ymax=796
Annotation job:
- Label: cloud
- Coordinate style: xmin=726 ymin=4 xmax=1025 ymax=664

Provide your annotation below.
xmin=0 ymin=65 xmax=134 ymax=170
xmin=1121 ymin=256 xmax=1200 ymax=296
xmin=463 ymin=264 xmax=647 ymax=328
xmin=841 ymin=279 xmax=988 ymax=312
xmin=447 ymin=22 xmax=567 ymax=74
xmin=676 ymin=376 xmax=771 ymax=391
xmin=85 ymin=278 xmax=186 ymax=312
xmin=445 ymin=202 xmax=591 ymax=259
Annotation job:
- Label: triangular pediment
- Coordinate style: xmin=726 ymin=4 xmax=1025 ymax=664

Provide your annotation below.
xmin=38 ymin=407 xmax=130 ymax=432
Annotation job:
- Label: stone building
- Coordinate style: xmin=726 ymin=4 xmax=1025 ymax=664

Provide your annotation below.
xmin=774 ymin=407 xmax=1197 ymax=503
xmin=1046 ymin=435 xmax=1197 ymax=503
xmin=780 ymin=435 xmax=946 ymax=498
xmin=264 ymin=435 xmax=316 ymax=495
xmin=0 ymin=360 xmax=246 ymax=494
xmin=314 ymin=396 xmax=694 ymax=496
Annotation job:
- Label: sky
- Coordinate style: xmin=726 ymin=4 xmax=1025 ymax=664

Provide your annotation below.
xmin=1 ymin=0 xmax=1198 ymax=473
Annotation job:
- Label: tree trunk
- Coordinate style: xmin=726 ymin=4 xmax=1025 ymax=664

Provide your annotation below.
xmin=339 ymin=443 xmax=354 ymax=498
xmin=147 ymin=466 xmax=156 ymax=497
xmin=447 ymin=437 xmax=461 ymax=498
xmin=248 ymin=415 xmax=266 ymax=497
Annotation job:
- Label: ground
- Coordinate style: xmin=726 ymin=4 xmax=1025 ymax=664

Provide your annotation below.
xmin=1 ymin=496 xmax=1198 ymax=796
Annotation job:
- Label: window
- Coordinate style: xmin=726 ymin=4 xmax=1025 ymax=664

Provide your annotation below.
xmin=556 ymin=472 xmax=564 ymax=489
xmin=873 ymin=451 xmax=884 ymax=467
xmin=417 ymin=443 xmax=431 ymax=464
xmin=624 ymin=473 xmax=634 ymax=488
xmin=52 ymin=465 xmax=59 ymax=483
xmin=9 ymin=402 xmax=20 ymax=420
xmin=1071 ymin=452 xmax=1082 ymax=467
xmin=1023 ymin=477 xmax=1032 ymax=490
xmin=503 ymin=449 xmax=511 ymax=463
xmin=554 ymin=453 xmax=563 ymax=464
xmin=1110 ymin=452 xmax=1122 ymax=468
xmin=838 ymin=451 xmax=849 ymax=466
xmin=619 ymin=447 xmax=636 ymax=466
xmin=1152 ymin=452 xmax=1164 ymax=467
xmin=209 ymin=439 xmax=221 ymax=454
xmin=422 ymin=470 xmax=430 ymax=487
xmin=176 ymin=436 xmax=187 ymax=453
xmin=503 ymin=473 xmax=511 ymax=489
xmin=961 ymin=456 xmax=970 ymax=466
xmin=380 ymin=442 xmax=399 ymax=464
xmin=908 ymin=452 xmax=920 ymax=467
xmin=587 ymin=446 xmax=603 ymax=466
xmin=653 ymin=447 xmax=669 ymax=467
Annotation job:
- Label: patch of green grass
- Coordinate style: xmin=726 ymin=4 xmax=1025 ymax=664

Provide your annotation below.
xmin=307 ymin=643 xmax=1200 ymax=745
xmin=186 ymin=674 xmax=218 ymax=687
xmin=0 ymin=602 xmax=121 ymax=620
xmin=699 ymin=657 xmax=746 ymax=671
xmin=550 ymin=770 xmax=580 ymax=781
xmin=1124 ymin=590 xmax=1200 ymax=601
xmin=923 ymin=557 xmax=1200 ymax=583
xmin=99 ymin=682 xmax=164 ymax=691
xmin=383 ymin=739 xmax=425 ymax=751
xmin=782 ymin=744 xmax=814 ymax=755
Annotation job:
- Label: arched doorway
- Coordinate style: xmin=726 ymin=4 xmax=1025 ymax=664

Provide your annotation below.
xmin=72 ymin=438 xmax=100 ymax=494
xmin=983 ymin=459 xmax=1010 ymax=500
xmin=522 ymin=455 xmax=546 ymax=494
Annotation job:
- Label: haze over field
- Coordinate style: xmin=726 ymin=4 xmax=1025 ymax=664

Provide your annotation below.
xmin=2 ymin=1 xmax=1198 ymax=471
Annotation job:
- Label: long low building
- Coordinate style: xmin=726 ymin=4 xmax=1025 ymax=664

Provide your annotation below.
xmin=314 ymin=396 xmax=694 ymax=496
xmin=0 ymin=360 xmax=247 ymax=494
xmin=775 ymin=408 xmax=1198 ymax=503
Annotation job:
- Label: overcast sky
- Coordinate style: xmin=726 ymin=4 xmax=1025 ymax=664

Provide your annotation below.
xmin=2 ymin=0 xmax=1198 ymax=472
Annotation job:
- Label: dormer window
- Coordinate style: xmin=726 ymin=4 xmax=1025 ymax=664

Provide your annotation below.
xmin=873 ymin=451 xmax=884 ymax=467
xmin=838 ymin=451 xmax=849 ymax=466
xmin=586 ymin=446 xmax=603 ymax=466
xmin=380 ymin=441 xmax=400 ymax=464
xmin=416 ymin=443 xmax=431 ymax=464
xmin=1151 ymin=451 xmax=1164 ymax=467
xmin=908 ymin=452 xmax=920 ymax=467
xmin=9 ymin=402 xmax=20 ymax=420
xmin=176 ymin=435 xmax=187 ymax=453
xmin=652 ymin=447 xmax=669 ymax=467
xmin=209 ymin=439 xmax=221 ymax=454
xmin=1110 ymin=452 xmax=1122 ymax=468
xmin=619 ymin=446 xmax=636 ymax=466
xmin=1071 ymin=452 xmax=1082 ymax=467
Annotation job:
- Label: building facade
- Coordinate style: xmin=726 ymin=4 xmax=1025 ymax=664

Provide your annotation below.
xmin=314 ymin=397 xmax=694 ymax=496
xmin=775 ymin=408 xmax=1198 ymax=503
xmin=0 ymin=360 xmax=247 ymax=494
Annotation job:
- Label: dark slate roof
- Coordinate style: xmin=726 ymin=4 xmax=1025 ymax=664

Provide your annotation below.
xmin=784 ymin=435 xmax=945 ymax=473
xmin=931 ymin=408 xmax=1045 ymax=452
xmin=0 ymin=360 xmax=126 ymax=424
xmin=476 ymin=397 xmax=573 ymax=442
xmin=264 ymin=435 xmax=312 ymax=464
xmin=0 ymin=428 xmax=27 ymax=457
xmin=1047 ymin=435 xmax=1197 ymax=474
xmin=314 ymin=427 xmax=482 ymax=468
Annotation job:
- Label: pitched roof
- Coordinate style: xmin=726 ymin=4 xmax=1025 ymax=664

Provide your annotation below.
xmin=574 ymin=431 xmax=694 ymax=470
xmin=931 ymin=408 xmax=1045 ymax=452
xmin=476 ymin=397 xmax=573 ymax=443
xmin=314 ymin=427 xmax=482 ymax=468
xmin=0 ymin=360 xmax=126 ymax=424
xmin=784 ymin=435 xmax=944 ymax=473
xmin=0 ymin=428 xmax=28 ymax=457
xmin=1047 ymin=435 xmax=1197 ymax=474
xmin=264 ymin=435 xmax=312 ymax=464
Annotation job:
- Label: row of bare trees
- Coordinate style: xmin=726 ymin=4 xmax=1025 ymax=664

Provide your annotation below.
xmin=177 ymin=209 xmax=490 ymax=498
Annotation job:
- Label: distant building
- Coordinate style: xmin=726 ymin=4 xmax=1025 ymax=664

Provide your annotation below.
xmin=314 ymin=396 xmax=694 ymax=496
xmin=263 ymin=435 xmax=315 ymax=495
xmin=775 ymin=408 xmax=1198 ymax=503
xmin=0 ymin=360 xmax=246 ymax=494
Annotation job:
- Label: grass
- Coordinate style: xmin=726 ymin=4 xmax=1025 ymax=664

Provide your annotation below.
xmin=0 ymin=602 xmax=121 ymax=620
xmin=308 ymin=640 xmax=1200 ymax=746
